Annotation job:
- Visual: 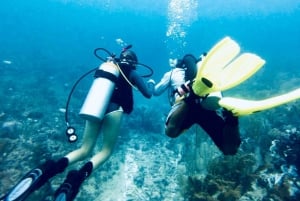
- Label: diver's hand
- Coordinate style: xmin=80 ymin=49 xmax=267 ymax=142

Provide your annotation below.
xmin=147 ymin=79 xmax=156 ymax=87
xmin=147 ymin=79 xmax=155 ymax=94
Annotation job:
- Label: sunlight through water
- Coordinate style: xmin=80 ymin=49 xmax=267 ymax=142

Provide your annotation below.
xmin=166 ymin=0 xmax=199 ymax=57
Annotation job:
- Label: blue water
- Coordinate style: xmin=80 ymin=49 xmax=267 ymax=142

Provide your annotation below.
xmin=1 ymin=0 xmax=300 ymax=200
xmin=1 ymin=0 xmax=299 ymax=77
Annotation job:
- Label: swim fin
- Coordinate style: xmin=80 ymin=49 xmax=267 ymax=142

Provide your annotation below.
xmin=192 ymin=36 xmax=265 ymax=96
xmin=2 ymin=168 xmax=43 ymax=201
xmin=219 ymin=88 xmax=300 ymax=116
xmin=2 ymin=158 xmax=68 ymax=201
xmin=193 ymin=36 xmax=240 ymax=96
xmin=216 ymin=53 xmax=265 ymax=91
xmin=54 ymin=170 xmax=83 ymax=201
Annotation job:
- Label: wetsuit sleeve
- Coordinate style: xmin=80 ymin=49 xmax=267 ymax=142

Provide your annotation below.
xmin=153 ymin=71 xmax=171 ymax=96
xmin=130 ymin=71 xmax=153 ymax=98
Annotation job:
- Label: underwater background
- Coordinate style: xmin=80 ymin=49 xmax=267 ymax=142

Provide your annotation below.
xmin=1 ymin=0 xmax=300 ymax=200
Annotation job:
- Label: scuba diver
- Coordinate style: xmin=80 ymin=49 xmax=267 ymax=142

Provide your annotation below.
xmin=153 ymin=53 xmax=241 ymax=155
xmin=1 ymin=46 xmax=155 ymax=201
xmin=153 ymin=36 xmax=300 ymax=155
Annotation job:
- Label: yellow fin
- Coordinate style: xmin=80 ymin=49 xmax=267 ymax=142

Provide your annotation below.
xmin=193 ymin=36 xmax=240 ymax=96
xmin=217 ymin=53 xmax=265 ymax=91
xmin=192 ymin=37 xmax=265 ymax=96
xmin=219 ymin=88 xmax=300 ymax=116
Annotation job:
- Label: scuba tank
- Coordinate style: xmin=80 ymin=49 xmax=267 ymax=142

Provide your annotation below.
xmin=79 ymin=61 xmax=119 ymax=122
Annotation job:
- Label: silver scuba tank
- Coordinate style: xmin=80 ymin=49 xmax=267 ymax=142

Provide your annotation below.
xmin=79 ymin=62 xmax=119 ymax=122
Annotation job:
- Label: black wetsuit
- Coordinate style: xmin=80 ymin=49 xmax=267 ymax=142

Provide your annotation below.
xmin=109 ymin=63 xmax=152 ymax=114
xmin=180 ymin=93 xmax=241 ymax=155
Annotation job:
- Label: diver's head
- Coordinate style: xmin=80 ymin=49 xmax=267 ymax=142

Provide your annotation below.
xmin=169 ymin=58 xmax=184 ymax=69
xmin=120 ymin=50 xmax=138 ymax=69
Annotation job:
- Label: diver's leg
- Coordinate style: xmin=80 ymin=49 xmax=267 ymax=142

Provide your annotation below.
xmin=90 ymin=110 xmax=122 ymax=169
xmin=54 ymin=110 xmax=122 ymax=201
xmin=221 ymin=109 xmax=241 ymax=155
xmin=165 ymin=101 xmax=189 ymax=138
xmin=65 ymin=120 xmax=101 ymax=165
xmin=197 ymin=108 xmax=241 ymax=155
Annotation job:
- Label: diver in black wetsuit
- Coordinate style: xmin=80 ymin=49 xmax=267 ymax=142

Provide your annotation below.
xmin=153 ymin=54 xmax=241 ymax=155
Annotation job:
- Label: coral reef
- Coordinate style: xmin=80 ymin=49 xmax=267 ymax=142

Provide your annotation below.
xmin=1 ymin=55 xmax=300 ymax=201
xmin=184 ymin=153 xmax=258 ymax=201
xmin=184 ymin=104 xmax=300 ymax=201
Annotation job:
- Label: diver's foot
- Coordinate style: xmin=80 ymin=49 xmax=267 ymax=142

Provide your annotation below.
xmin=2 ymin=168 xmax=42 ymax=201
xmin=2 ymin=159 xmax=56 ymax=201
xmin=54 ymin=170 xmax=83 ymax=201
xmin=3 ymin=158 xmax=68 ymax=201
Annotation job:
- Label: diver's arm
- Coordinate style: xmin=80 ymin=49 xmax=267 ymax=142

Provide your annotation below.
xmin=153 ymin=71 xmax=172 ymax=96
xmin=130 ymin=71 xmax=153 ymax=98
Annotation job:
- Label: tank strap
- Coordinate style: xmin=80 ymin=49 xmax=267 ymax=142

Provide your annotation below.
xmin=94 ymin=69 xmax=118 ymax=83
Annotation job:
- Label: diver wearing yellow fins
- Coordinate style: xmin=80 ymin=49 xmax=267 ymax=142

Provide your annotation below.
xmin=153 ymin=36 xmax=300 ymax=156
